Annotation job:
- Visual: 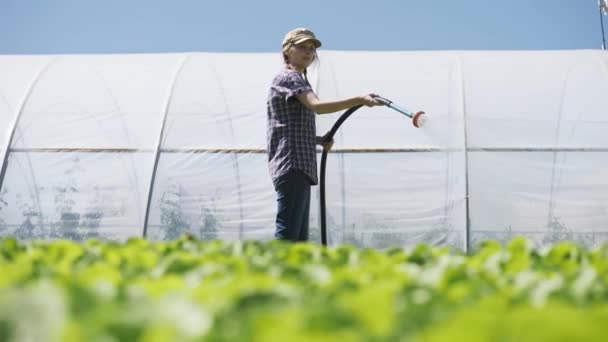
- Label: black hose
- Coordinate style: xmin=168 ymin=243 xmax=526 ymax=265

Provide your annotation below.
xmin=319 ymin=105 xmax=363 ymax=246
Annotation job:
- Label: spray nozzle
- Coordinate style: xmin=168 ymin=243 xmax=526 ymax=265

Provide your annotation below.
xmin=372 ymin=95 xmax=427 ymax=128
xmin=412 ymin=111 xmax=427 ymax=128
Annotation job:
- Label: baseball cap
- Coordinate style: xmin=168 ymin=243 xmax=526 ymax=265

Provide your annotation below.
xmin=282 ymin=28 xmax=322 ymax=49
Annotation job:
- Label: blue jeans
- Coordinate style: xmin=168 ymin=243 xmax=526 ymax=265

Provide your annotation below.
xmin=274 ymin=170 xmax=311 ymax=242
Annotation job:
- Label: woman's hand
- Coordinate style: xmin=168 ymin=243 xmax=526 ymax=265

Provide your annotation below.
xmin=317 ymin=133 xmax=334 ymax=151
xmin=359 ymin=94 xmax=383 ymax=107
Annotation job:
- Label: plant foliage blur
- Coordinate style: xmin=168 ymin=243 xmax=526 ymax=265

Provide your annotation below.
xmin=1 ymin=236 xmax=607 ymax=341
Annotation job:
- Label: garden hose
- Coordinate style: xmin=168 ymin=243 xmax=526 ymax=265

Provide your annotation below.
xmin=319 ymin=97 xmax=426 ymax=245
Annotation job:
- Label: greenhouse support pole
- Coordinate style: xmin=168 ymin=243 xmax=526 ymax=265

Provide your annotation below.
xmin=463 ymin=111 xmax=471 ymax=253
xmin=458 ymin=55 xmax=472 ymax=254
xmin=142 ymin=54 xmax=191 ymax=238
xmin=547 ymin=69 xmax=571 ymax=230
xmin=600 ymin=0 xmax=607 ymax=50
xmin=209 ymin=63 xmax=245 ymax=240
xmin=0 ymin=58 xmax=56 ymax=194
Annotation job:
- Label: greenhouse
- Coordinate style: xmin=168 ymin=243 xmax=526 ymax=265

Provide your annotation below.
xmin=1 ymin=50 xmax=607 ymax=251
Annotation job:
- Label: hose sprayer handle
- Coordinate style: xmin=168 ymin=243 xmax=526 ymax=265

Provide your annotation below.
xmin=371 ymin=95 xmax=392 ymax=106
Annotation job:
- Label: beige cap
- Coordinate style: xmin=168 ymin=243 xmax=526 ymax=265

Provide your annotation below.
xmin=282 ymin=28 xmax=322 ymax=49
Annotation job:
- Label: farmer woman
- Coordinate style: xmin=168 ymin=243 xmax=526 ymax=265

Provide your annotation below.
xmin=267 ymin=27 xmax=381 ymax=242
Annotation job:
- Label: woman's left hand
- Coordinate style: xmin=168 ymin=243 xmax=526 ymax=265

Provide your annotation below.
xmin=317 ymin=133 xmax=334 ymax=151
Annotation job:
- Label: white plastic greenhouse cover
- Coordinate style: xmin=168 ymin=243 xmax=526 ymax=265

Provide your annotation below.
xmin=0 ymin=50 xmax=607 ymax=250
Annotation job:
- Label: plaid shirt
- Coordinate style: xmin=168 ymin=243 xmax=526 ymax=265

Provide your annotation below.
xmin=267 ymin=69 xmax=318 ymax=187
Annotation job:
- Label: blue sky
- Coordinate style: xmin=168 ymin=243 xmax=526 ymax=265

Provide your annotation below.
xmin=1 ymin=0 xmax=606 ymax=54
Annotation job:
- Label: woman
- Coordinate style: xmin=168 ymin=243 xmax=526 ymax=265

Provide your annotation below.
xmin=267 ymin=27 xmax=381 ymax=242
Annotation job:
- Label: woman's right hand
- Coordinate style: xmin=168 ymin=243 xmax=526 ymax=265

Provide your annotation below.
xmin=359 ymin=94 xmax=384 ymax=107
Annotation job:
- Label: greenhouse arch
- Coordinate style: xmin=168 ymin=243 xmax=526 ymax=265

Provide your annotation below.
xmin=1 ymin=50 xmax=607 ymax=251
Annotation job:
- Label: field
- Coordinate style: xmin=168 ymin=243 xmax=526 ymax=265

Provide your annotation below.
xmin=1 ymin=236 xmax=607 ymax=341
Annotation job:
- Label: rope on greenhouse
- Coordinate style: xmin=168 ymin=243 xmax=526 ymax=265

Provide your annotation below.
xmin=9 ymin=147 xmax=608 ymax=153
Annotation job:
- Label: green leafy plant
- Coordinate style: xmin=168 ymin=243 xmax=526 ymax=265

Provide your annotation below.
xmin=0 ymin=236 xmax=607 ymax=341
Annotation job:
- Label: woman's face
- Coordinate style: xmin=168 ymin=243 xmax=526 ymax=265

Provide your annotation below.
xmin=285 ymin=40 xmax=317 ymax=69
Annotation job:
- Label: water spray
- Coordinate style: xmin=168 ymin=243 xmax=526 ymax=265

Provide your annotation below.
xmin=319 ymin=96 xmax=428 ymax=245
